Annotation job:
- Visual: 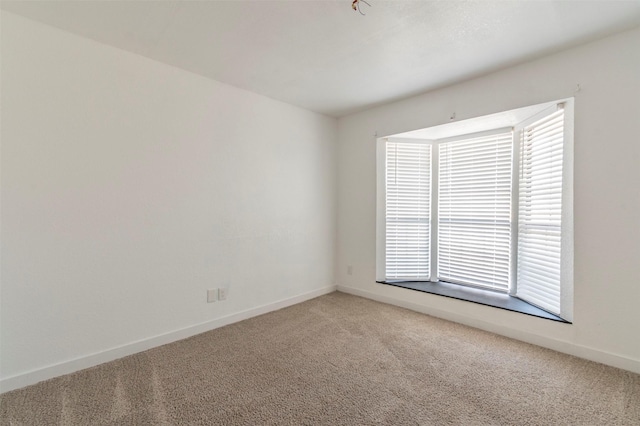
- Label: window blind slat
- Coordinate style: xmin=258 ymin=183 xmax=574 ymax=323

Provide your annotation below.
xmin=385 ymin=142 xmax=431 ymax=280
xmin=516 ymin=108 xmax=565 ymax=315
xmin=438 ymin=132 xmax=513 ymax=291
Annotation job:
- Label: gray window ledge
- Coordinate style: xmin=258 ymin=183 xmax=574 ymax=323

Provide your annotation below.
xmin=377 ymin=280 xmax=570 ymax=323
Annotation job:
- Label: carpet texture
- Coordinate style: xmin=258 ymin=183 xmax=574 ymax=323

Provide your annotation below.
xmin=2 ymin=292 xmax=639 ymax=425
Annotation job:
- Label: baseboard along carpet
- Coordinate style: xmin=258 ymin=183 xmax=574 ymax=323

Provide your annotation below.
xmin=1 ymin=292 xmax=639 ymax=425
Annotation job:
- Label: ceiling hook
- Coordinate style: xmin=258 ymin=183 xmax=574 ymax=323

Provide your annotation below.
xmin=352 ymin=0 xmax=371 ymax=16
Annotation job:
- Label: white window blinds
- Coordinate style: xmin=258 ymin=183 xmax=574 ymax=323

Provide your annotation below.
xmin=516 ymin=107 xmax=565 ymax=315
xmin=438 ymin=132 xmax=513 ymax=291
xmin=385 ymin=141 xmax=431 ymax=280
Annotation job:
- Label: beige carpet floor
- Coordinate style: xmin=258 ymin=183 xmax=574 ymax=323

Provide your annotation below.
xmin=1 ymin=292 xmax=639 ymax=425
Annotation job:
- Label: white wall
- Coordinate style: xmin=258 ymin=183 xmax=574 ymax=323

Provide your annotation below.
xmin=337 ymin=27 xmax=640 ymax=373
xmin=0 ymin=12 xmax=337 ymax=391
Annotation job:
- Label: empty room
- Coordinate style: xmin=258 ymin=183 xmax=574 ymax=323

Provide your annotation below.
xmin=1 ymin=1 xmax=639 ymax=424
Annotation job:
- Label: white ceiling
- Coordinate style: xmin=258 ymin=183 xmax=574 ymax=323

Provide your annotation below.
xmin=2 ymin=0 xmax=640 ymax=117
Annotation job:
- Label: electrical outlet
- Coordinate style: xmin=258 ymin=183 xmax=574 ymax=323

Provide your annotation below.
xmin=347 ymin=265 xmax=353 ymax=275
xmin=207 ymin=289 xmax=218 ymax=303
xmin=218 ymin=288 xmax=228 ymax=301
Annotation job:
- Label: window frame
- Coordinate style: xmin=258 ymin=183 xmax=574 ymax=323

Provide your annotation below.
xmin=437 ymin=129 xmax=514 ymax=292
xmin=512 ymin=103 xmax=574 ymax=321
xmin=384 ymin=140 xmax=432 ymax=280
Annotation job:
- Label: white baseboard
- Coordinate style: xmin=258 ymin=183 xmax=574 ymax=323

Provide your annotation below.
xmin=1 ymin=285 xmax=337 ymax=393
xmin=336 ymin=284 xmax=640 ymax=374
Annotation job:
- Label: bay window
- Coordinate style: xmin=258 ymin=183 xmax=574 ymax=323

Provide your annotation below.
xmin=376 ymin=100 xmax=573 ymax=322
